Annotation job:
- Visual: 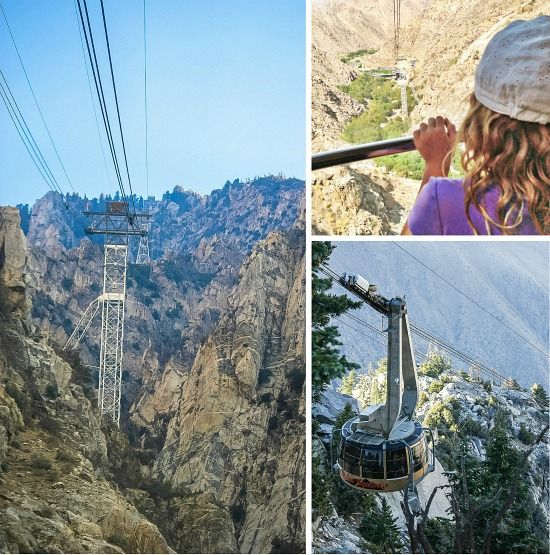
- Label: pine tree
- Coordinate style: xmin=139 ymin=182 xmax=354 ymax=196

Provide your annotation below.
xmin=329 ymin=403 xmax=364 ymax=518
xmin=312 ymin=242 xmax=361 ymax=392
xmin=339 ymin=369 xmax=357 ymax=395
xmin=531 ymin=383 xmax=549 ymax=409
xmin=360 ymin=496 xmax=403 ymax=553
xmin=312 ymin=455 xmax=333 ymax=518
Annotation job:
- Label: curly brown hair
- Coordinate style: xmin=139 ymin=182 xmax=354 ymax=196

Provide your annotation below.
xmin=457 ymin=94 xmax=550 ymax=234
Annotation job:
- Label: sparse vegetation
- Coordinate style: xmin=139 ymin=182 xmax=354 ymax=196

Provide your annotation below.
xmin=61 ymin=277 xmax=73 ymax=291
xmin=30 ymin=453 xmax=52 ymax=470
xmin=518 ymin=422 xmax=535 ymax=445
xmin=340 ymin=48 xmax=378 ymax=63
xmin=418 ymin=352 xmax=452 ymax=378
xmin=531 ymin=383 xmax=549 ymax=409
xmin=340 ymin=72 xmax=415 ymax=144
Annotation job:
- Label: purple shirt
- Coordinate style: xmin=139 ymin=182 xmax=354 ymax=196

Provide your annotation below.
xmin=407 ymin=178 xmax=539 ymax=235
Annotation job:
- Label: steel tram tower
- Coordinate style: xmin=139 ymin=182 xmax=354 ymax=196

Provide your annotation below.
xmin=65 ymin=201 xmax=151 ymax=425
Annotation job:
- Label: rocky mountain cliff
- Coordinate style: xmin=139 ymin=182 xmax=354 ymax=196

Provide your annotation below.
xmin=0 ymin=207 xmax=171 ymax=553
xmin=0 ymin=175 xmax=305 ymax=553
xmin=311 ymin=0 xmax=548 ymax=235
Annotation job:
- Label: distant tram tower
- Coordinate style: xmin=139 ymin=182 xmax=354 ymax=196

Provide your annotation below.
xmin=65 ymin=201 xmax=151 ymax=425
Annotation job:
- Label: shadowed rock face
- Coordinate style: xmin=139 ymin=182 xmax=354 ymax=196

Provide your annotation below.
xmin=0 ymin=207 xmax=29 ymax=322
xmin=148 ymin=228 xmax=306 ymax=553
xmin=0 ymin=208 xmax=172 ymax=554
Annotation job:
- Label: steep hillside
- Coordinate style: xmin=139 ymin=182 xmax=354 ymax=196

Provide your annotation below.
xmin=146 ymin=228 xmax=305 ymax=553
xmin=24 ymin=176 xmax=303 ymax=414
xmin=0 ymin=207 xmax=171 ymax=553
xmin=1 ymin=175 xmax=306 ymax=553
xmin=328 ymin=241 xmax=548 ymax=387
xmin=403 ymin=0 xmax=550 ymax=125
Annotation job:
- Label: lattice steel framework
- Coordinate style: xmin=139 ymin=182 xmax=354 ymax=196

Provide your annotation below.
xmin=65 ymin=201 xmax=150 ymax=425
xmin=135 ymin=221 xmax=150 ymax=265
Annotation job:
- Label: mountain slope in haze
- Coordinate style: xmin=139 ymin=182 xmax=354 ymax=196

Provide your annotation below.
xmin=328 ymin=241 xmax=548 ymax=387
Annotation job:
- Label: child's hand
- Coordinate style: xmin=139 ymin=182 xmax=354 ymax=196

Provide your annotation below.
xmin=413 ymin=116 xmax=456 ymax=176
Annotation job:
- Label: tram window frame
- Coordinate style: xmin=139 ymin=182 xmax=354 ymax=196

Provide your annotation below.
xmin=360 ymin=448 xmax=384 ymax=479
xmin=342 ymin=444 xmax=362 ymax=475
xmin=411 ymin=440 xmax=426 ymax=472
xmin=386 ymin=446 xmax=408 ymax=478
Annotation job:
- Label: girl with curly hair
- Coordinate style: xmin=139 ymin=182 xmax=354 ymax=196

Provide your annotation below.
xmin=403 ymin=16 xmax=549 ymax=235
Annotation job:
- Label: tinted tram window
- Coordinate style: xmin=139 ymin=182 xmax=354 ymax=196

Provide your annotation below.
xmin=342 ymin=444 xmax=362 ymax=475
xmin=386 ymin=447 xmax=408 ymax=478
xmin=361 ymin=448 xmax=384 ymax=479
xmin=412 ymin=440 xmax=426 ymax=471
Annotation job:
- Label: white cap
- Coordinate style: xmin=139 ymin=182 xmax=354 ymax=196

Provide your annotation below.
xmin=474 ymin=16 xmax=550 ymax=124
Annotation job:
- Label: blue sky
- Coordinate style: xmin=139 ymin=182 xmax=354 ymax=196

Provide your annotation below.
xmin=0 ymin=0 xmax=305 ymax=206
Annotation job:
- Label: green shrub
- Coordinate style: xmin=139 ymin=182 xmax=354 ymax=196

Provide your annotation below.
xmin=30 ymin=454 xmax=52 ymax=470
xmin=374 ymin=152 xmax=424 ymax=179
xmin=428 ymin=380 xmax=445 ymax=394
xmin=45 ymin=383 xmax=59 ymax=399
xmin=39 ymin=416 xmax=61 ymax=435
xmin=418 ymin=391 xmax=428 ymax=407
xmin=424 ymin=401 xmax=458 ymax=432
xmin=461 ymin=417 xmax=484 ymax=437
xmin=418 ymin=353 xmax=452 ymax=378
xmin=340 ymin=48 xmax=378 ymax=63
xmin=56 ymin=449 xmax=79 ymax=465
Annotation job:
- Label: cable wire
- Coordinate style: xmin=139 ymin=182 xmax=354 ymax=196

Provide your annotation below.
xmin=0 ymin=70 xmax=66 ymax=203
xmin=143 ymin=0 xmax=149 ymax=198
xmin=99 ymin=0 xmax=136 ymax=215
xmin=319 ymin=263 xmax=518 ymax=385
xmin=76 ymin=0 xmax=127 ymax=201
xmin=73 ymin=0 xmax=114 ymax=194
xmin=0 ymin=0 xmax=75 ymax=193
xmin=391 ymin=241 xmax=547 ymax=358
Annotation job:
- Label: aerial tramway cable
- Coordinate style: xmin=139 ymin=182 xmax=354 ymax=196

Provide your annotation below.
xmin=143 ymin=0 xmax=149 ymax=198
xmin=317 ymin=264 xmax=535 ymax=386
xmin=0 ymin=70 xmax=67 ymax=204
xmin=98 ymin=0 xmax=137 ymax=215
xmin=73 ymin=0 xmax=114 ymax=195
xmin=0 ymin=0 xmax=75 ymax=194
xmin=391 ymin=241 xmax=548 ymax=358
xmin=76 ymin=0 xmax=128 ymax=203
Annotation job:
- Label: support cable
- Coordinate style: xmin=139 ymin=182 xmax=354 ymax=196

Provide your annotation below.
xmin=317 ymin=263 xmax=528 ymax=385
xmin=0 ymin=82 xmax=61 ymax=198
xmin=0 ymin=71 xmax=66 ymax=202
xmin=73 ymin=0 xmax=114 ymax=194
xmin=0 ymin=0 xmax=75 ymax=193
xmin=143 ymin=0 xmax=149 ymax=198
xmin=99 ymin=0 xmax=137 ymax=214
xmin=391 ymin=242 xmax=547 ymax=357
xmin=76 ymin=0 xmax=127 ymax=202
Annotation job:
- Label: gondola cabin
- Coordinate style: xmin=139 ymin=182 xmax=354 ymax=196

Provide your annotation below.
xmin=338 ymin=417 xmax=433 ymax=492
